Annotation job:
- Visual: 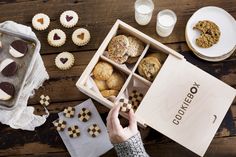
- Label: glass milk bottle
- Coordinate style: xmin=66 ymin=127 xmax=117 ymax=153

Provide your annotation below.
xmin=156 ymin=9 xmax=177 ymax=37
xmin=135 ymin=0 xmax=154 ymax=25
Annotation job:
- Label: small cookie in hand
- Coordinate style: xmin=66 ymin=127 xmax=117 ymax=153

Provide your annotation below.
xmin=60 ymin=10 xmax=79 ymax=28
xmin=0 ymin=82 xmax=15 ymax=101
xmin=63 ymin=106 xmax=75 ymax=118
xmin=93 ymin=61 xmax=113 ymax=81
xmin=129 ymin=90 xmax=144 ymax=110
xmin=55 ymin=52 xmax=75 ymax=70
xmin=138 ymin=56 xmax=161 ymax=81
xmin=93 ymin=79 xmax=109 ymax=91
xmin=32 ymin=13 xmax=50 ymax=31
xmin=72 ymin=28 xmax=91 ymax=46
xmin=48 ymin=29 xmax=66 ymax=47
xmin=127 ymin=36 xmax=144 ymax=57
xmin=106 ymin=72 xmax=125 ymax=90
xmin=68 ymin=125 xmax=80 ymax=138
xmin=53 ymin=119 xmax=67 ymax=131
xmin=0 ymin=58 xmax=18 ymax=77
xmin=9 ymin=40 xmax=28 ymax=58
xmin=119 ymin=98 xmax=132 ymax=113
xmin=39 ymin=95 xmax=50 ymax=106
xmin=101 ymin=89 xmax=119 ymax=98
xmin=87 ymin=124 xmax=101 ymax=138
xmin=78 ymin=108 xmax=92 ymax=122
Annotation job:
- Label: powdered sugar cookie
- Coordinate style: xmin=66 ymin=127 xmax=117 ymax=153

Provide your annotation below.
xmin=60 ymin=10 xmax=79 ymax=28
xmin=48 ymin=29 xmax=66 ymax=47
xmin=32 ymin=13 xmax=50 ymax=31
xmin=72 ymin=28 xmax=91 ymax=46
xmin=55 ymin=52 xmax=75 ymax=70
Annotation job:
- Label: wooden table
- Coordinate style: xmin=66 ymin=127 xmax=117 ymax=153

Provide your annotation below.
xmin=0 ymin=0 xmax=235 ymax=156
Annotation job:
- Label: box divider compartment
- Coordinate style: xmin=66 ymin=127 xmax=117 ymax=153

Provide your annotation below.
xmin=131 ymin=44 xmax=150 ymax=73
xmin=100 ymin=55 xmax=132 ymax=75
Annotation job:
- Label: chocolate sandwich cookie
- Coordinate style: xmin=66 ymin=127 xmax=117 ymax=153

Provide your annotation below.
xmin=9 ymin=40 xmax=28 ymax=58
xmin=0 ymin=82 xmax=15 ymax=101
xmin=0 ymin=58 xmax=18 ymax=77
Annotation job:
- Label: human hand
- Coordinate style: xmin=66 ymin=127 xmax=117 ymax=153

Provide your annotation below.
xmin=106 ymin=104 xmax=138 ymax=144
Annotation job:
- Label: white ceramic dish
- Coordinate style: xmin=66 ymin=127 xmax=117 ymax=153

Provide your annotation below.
xmin=185 ymin=6 xmax=236 ymax=61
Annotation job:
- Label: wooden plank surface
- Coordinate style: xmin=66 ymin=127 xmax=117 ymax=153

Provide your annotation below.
xmin=0 ymin=0 xmax=235 ymax=157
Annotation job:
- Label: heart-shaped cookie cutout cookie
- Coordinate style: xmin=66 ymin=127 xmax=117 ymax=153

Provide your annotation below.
xmin=53 ymin=33 xmax=61 ymax=40
xmin=37 ymin=18 xmax=44 ymax=24
xmin=60 ymin=58 xmax=68 ymax=64
xmin=77 ymin=33 xmax=84 ymax=40
xmin=66 ymin=15 xmax=73 ymax=22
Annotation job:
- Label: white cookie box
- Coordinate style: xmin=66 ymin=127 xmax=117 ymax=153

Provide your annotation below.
xmin=76 ymin=20 xmax=236 ymax=156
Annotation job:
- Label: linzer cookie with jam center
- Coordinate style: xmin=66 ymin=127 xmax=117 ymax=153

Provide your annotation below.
xmin=72 ymin=28 xmax=91 ymax=46
xmin=55 ymin=52 xmax=75 ymax=70
xmin=32 ymin=13 xmax=50 ymax=31
xmin=60 ymin=10 xmax=79 ymax=28
xmin=0 ymin=58 xmax=18 ymax=77
xmin=47 ymin=29 xmax=66 ymax=47
xmin=0 ymin=82 xmax=15 ymax=101
xmin=9 ymin=40 xmax=28 ymax=58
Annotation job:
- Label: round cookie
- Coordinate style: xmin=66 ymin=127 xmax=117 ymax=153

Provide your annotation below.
xmin=126 ymin=56 xmax=139 ymax=64
xmin=0 ymin=58 xmax=18 ymax=77
xmin=60 ymin=10 xmax=79 ymax=28
xmin=93 ymin=78 xmax=108 ymax=91
xmin=0 ymin=82 xmax=15 ymax=101
xmin=93 ymin=61 xmax=113 ymax=81
xmin=193 ymin=20 xmax=221 ymax=48
xmin=127 ymin=36 xmax=144 ymax=57
xmin=107 ymin=53 xmax=128 ymax=64
xmin=32 ymin=13 xmax=50 ymax=31
xmin=55 ymin=52 xmax=75 ymax=70
xmin=47 ymin=29 xmax=66 ymax=47
xmin=101 ymin=89 xmax=119 ymax=98
xmin=138 ymin=56 xmax=161 ymax=81
xmin=147 ymin=52 xmax=168 ymax=64
xmin=106 ymin=72 xmax=125 ymax=90
xmin=9 ymin=40 xmax=28 ymax=58
xmin=108 ymin=35 xmax=129 ymax=57
xmin=72 ymin=28 xmax=91 ymax=46
xmin=87 ymin=124 xmax=101 ymax=137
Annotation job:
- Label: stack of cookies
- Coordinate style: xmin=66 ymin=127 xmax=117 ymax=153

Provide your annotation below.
xmin=92 ymin=61 xmax=125 ymax=98
xmin=107 ymin=35 xmax=144 ymax=64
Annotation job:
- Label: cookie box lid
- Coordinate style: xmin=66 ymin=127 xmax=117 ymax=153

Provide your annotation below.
xmin=135 ymin=54 xmax=236 ymax=156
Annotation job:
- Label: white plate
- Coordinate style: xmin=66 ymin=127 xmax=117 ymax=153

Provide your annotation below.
xmin=186 ymin=6 xmax=236 ymax=59
xmin=186 ymin=30 xmax=236 ymax=62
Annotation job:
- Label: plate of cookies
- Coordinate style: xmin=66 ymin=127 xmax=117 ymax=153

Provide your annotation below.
xmin=0 ymin=28 xmax=40 ymax=110
xmin=185 ymin=6 xmax=236 ymax=61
